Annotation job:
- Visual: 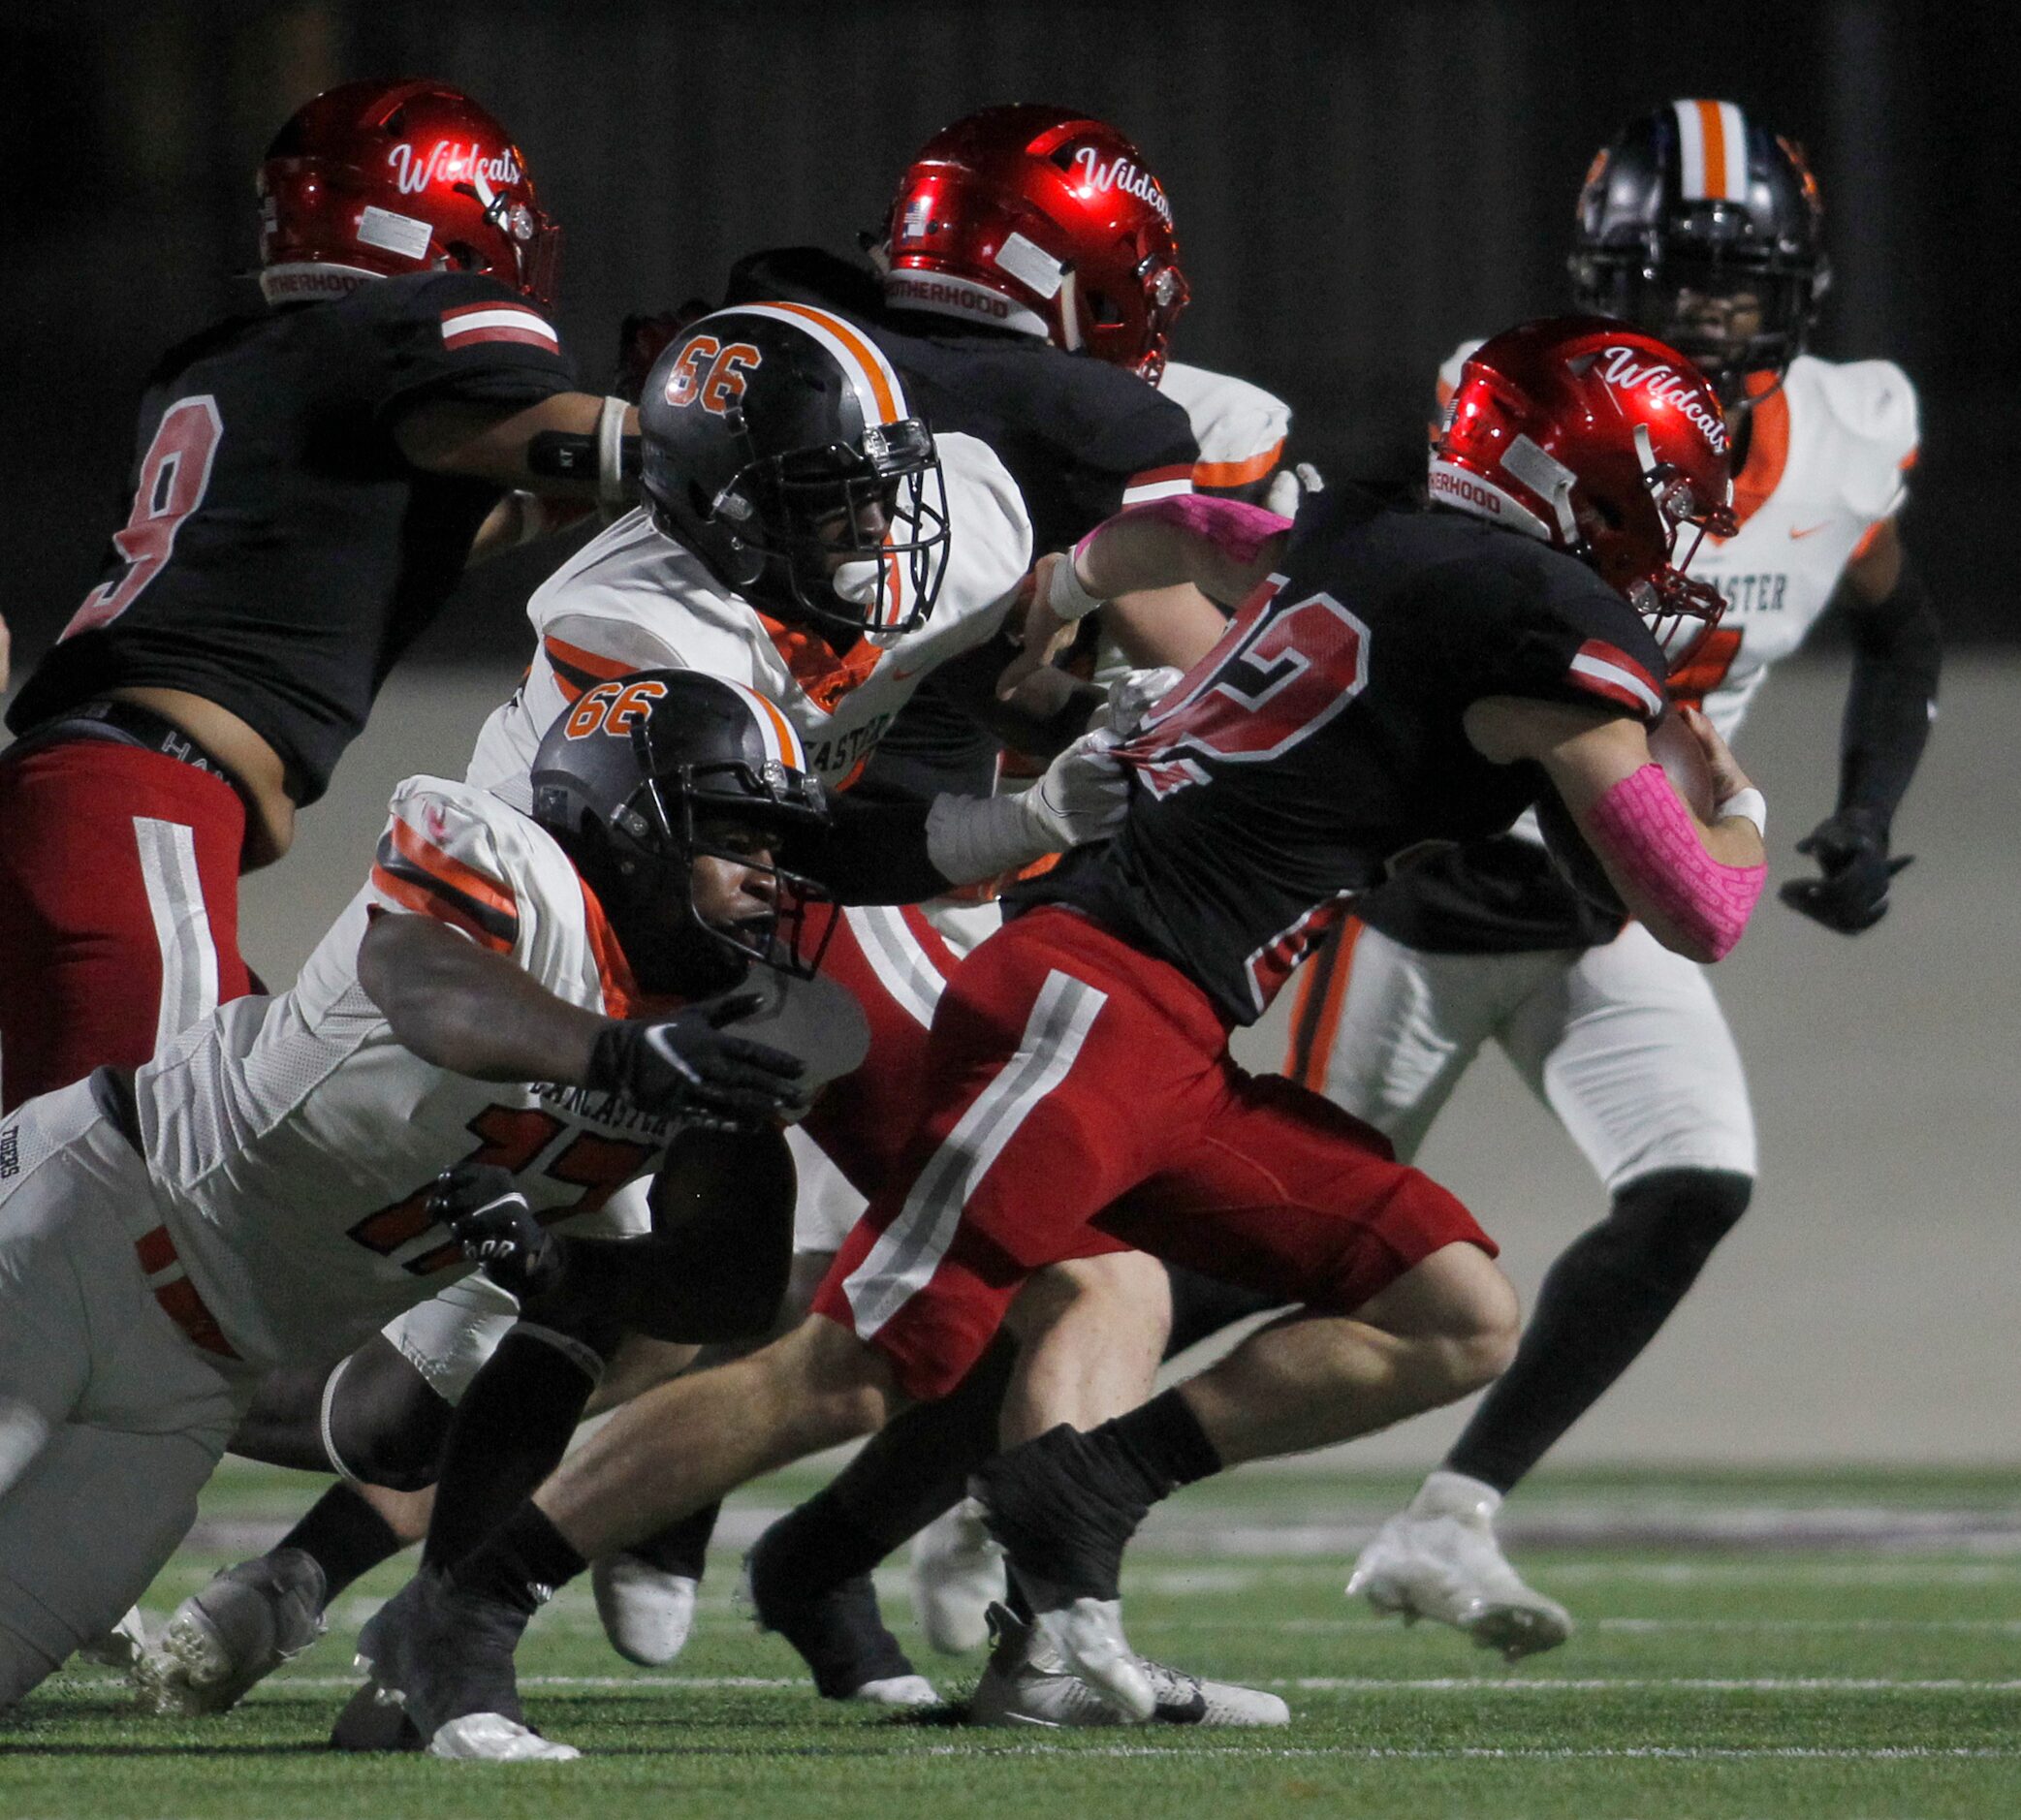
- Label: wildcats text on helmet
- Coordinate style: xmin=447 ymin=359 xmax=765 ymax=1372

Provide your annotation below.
xmin=1069 ymin=144 xmax=1171 ymax=221
xmin=1596 ymin=346 xmax=1727 ymax=453
xmin=386 ymin=140 xmax=524 ymax=197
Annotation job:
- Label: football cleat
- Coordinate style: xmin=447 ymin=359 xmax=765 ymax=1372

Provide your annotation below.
xmin=741 ymin=1532 xmax=936 ymax=1707
xmin=590 ymin=1554 xmax=698 ymax=1667
xmin=967 ymin=1602 xmax=1286 ymax=1728
xmin=353 ymin=1567 xmax=569 ymax=1759
xmin=76 ymin=1606 xmax=150 ymax=1670
xmin=134 ymin=1548 xmax=327 ymax=1715
xmin=908 ymin=1498 xmax=1005 ymax=1654
xmin=1347 ymin=1470 xmax=1575 ymax=1661
xmin=328 ymin=1678 xmax=424 ymax=1752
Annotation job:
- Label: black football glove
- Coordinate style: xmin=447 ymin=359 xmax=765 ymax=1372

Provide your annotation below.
xmin=427 ymin=1162 xmax=565 ymax=1301
xmin=1779 ymin=809 xmax=1913 ymax=935
xmin=586 ymin=1000 xmax=806 ymax=1132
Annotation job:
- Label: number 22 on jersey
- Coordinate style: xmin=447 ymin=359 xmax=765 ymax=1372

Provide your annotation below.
xmin=1121 ymin=577 xmax=1372 ymax=800
xmin=64 ymin=395 xmax=224 ymax=639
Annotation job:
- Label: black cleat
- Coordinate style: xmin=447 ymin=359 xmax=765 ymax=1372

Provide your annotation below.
xmin=353 ymin=1569 xmax=576 ymax=1762
xmin=742 ymin=1527 xmax=934 ymax=1707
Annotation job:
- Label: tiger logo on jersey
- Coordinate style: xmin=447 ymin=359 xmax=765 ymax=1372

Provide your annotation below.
xmin=663 ymin=335 xmax=763 ymax=415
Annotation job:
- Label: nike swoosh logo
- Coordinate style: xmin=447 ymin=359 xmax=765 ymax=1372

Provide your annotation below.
xmin=1789 ymin=521 xmax=1832 ymax=540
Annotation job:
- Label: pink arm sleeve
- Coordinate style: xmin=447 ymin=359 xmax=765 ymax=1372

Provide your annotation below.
xmin=1583 ymin=766 xmax=1765 ymax=961
xmin=1076 ymin=495 xmax=1292 ymax=568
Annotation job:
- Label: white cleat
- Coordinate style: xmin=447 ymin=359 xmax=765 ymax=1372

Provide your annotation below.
xmin=909 ymin=1498 xmax=1006 ymax=1655
xmin=1032 ymin=1598 xmax=1154 ymax=1723
xmin=849 ymin=1673 xmax=939 ymax=1708
xmin=76 ymin=1606 xmax=150 ymax=1670
xmin=590 ymin=1555 xmax=698 ymax=1667
xmin=1347 ymin=1470 xmax=1574 ymax=1661
xmin=428 ymin=1711 xmax=581 ymax=1762
xmin=134 ymin=1548 xmax=328 ymax=1714
xmin=969 ymin=1603 xmax=1286 ymax=1728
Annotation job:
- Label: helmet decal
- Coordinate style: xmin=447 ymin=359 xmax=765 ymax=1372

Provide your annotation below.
xmin=1671 ymin=99 xmax=1750 ymax=203
xmin=663 ymin=335 xmax=765 ymax=414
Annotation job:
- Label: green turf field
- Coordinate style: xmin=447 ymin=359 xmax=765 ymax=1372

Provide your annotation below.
xmin=4 ymin=1461 xmax=2017 ymax=1819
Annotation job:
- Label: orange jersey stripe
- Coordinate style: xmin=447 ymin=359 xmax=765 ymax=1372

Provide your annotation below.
xmin=1194 ymin=440 xmax=1285 ymax=490
xmin=1285 ymin=917 xmax=1362 ymax=1091
xmin=766 ymin=301 xmax=900 ymax=423
xmin=388 ymin=816 xmax=519 ymax=924
xmin=579 ymin=875 xmax=645 ymax=1019
xmin=369 ymin=863 xmax=515 ymax=955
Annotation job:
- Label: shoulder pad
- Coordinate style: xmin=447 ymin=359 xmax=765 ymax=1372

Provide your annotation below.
xmin=1157 ymin=361 xmax=1291 ymax=486
xmin=1797 ymin=355 xmax=1919 ymax=523
xmin=937 ymin=429 xmax=1034 ymax=579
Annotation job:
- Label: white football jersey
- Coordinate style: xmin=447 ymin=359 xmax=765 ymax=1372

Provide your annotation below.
xmin=465 ymin=430 xmax=1030 ymax=805
xmin=1436 ymin=342 xmax=1917 ymax=744
xmin=1158 ymin=360 xmax=1291 ymax=491
xmin=131 ymin=775 xmax=861 ymax=1373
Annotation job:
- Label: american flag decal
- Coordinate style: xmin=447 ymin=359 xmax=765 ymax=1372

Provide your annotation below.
xmin=439 ymin=301 xmax=559 ymax=352
xmin=1567 ymin=640 xmax=1664 ymax=717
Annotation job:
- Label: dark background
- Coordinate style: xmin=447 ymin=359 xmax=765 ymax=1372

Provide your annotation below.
xmin=2 ymin=0 xmax=1999 ymax=670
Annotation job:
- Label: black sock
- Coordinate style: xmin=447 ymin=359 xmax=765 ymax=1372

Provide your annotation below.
xmin=742 ymin=1336 xmax=1017 ymax=1609
xmin=628 ymin=1500 xmax=722 ymax=1583
xmin=276 ymin=1480 xmax=404 ymax=1604
xmin=423 ymin=1326 xmax=601 ymax=1570
xmin=1446 ymin=1169 xmax=1753 ymax=1493
xmin=1087 ymin=1388 xmax=1222 ymax=1502
xmin=749 ymin=1489 xmax=891 ymax=1606
xmin=449 ymin=1502 xmax=587 ymax=1617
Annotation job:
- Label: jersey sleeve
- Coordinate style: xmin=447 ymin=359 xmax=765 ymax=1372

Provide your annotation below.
xmin=1442 ymin=555 xmax=1670 ymax=725
xmin=1057 ymin=363 xmax=1200 ymax=514
xmin=537 ymin=608 xmax=695 ymax=705
xmin=367 ymin=777 xmax=532 ymax=957
xmin=938 ymin=430 xmax=1035 ymax=620
xmin=1816 ymin=358 xmax=1920 ymax=534
xmin=350 ymin=271 xmax=579 ymax=425
xmin=1157 ymin=361 xmax=1291 ymax=493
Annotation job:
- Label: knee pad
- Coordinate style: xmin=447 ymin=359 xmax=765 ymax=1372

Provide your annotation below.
xmin=1604 ymin=1167 xmax=1753 ymax=1290
xmin=320 ymin=1349 xmax=456 ymax=1492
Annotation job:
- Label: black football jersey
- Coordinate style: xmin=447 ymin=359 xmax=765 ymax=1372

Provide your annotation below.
xmin=723 ymin=249 xmax=1199 ymax=802
xmin=1022 ymin=487 xmax=1669 ymax=1025
xmin=9 ymin=272 xmax=577 ymax=802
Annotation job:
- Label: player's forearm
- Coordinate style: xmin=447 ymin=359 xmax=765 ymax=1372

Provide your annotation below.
xmin=1836 ymin=561 xmax=1941 ymax=833
xmin=1580 ymin=768 xmax=1766 ymax=961
xmin=1074 ymin=498 xmax=1291 ymax=609
xmin=1103 ymin=582 xmax=1229 ymax=670
xmin=358 ymin=915 xmax=610 ymax=1083
xmin=395 ymin=392 xmax=640 ymax=501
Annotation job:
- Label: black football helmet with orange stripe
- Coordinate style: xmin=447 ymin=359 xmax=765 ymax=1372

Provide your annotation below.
xmin=639 ymin=305 xmax=950 ymax=649
xmin=1570 ymin=101 xmax=1828 ymax=404
xmin=530 ymin=671 xmax=832 ymax=994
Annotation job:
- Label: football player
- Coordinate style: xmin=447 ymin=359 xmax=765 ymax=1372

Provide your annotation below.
xmin=134 ymin=301 xmax=1138 ymax=1720
xmin=352 ymin=317 xmax=1773 ymax=1752
xmin=1281 ymin=103 xmax=1937 ymax=1659
xmin=554 ymin=106 xmax=1299 ymax=1716
xmin=0 ymin=78 xmax=646 ymax=1115
xmin=0 ymin=671 xmax=870 ymax=1742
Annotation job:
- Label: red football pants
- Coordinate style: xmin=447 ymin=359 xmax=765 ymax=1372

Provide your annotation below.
xmin=0 ymin=740 xmax=252 ymax=1111
xmin=797 ymin=899 xmax=971 ymax=1201
xmin=811 ymin=905 xmax=1496 ymax=1400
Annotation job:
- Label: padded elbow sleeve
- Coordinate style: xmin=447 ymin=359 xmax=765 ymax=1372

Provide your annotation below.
xmin=1584 ymin=766 xmax=1765 ymax=960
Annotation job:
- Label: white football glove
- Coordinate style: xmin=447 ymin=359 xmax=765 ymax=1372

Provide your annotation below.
xmin=925 ymin=727 xmax=1130 ymax=886
xmin=1089 ymin=665 xmax=1184 ymax=740
xmin=1264 ymin=460 xmax=1325 ymax=520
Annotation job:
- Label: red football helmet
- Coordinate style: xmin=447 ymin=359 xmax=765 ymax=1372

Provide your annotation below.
xmin=257 ymin=78 xmax=559 ymax=307
xmin=1431 ymin=316 xmax=1739 ymax=655
xmin=878 ymin=103 xmax=1188 ymax=381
